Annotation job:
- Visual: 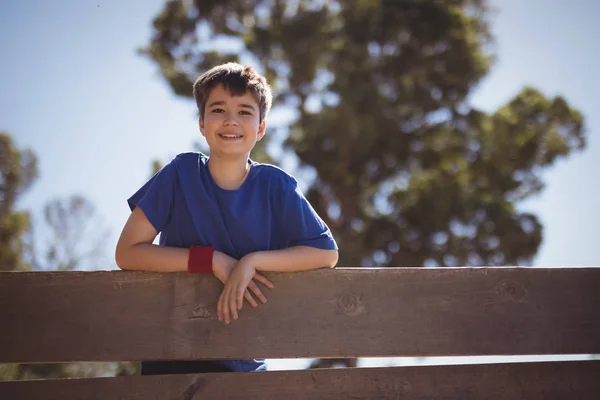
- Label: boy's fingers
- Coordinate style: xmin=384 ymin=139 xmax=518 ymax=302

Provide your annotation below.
xmin=244 ymin=290 xmax=258 ymax=307
xmin=218 ymin=290 xmax=224 ymax=320
xmin=248 ymin=281 xmax=267 ymax=304
xmin=253 ymin=273 xmax=275 ymax=289
xmin=230 ymin=288 xmax=238 ymax=320
xmin=223 ymin=287 xmax=232 ymax=324
xmin=237 ymin=286 xmax=245 ymax=310
xmin=217 ymin=290 xmax=224 ymax=322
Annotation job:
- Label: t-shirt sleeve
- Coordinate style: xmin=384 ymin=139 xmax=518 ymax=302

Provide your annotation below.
xmin=279 ymin=178 xmax=338 ymax=250
xmin=127 ymin=158 xmax=177 ymax=233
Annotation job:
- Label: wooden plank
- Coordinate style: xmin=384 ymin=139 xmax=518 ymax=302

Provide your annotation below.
xmin=1 ymin=268 xmax=599 ymax=363
xmin=1 ymin=361 xmax=599 ymax=399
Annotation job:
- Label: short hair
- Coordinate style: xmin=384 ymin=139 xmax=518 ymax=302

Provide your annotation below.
xmin=193 ymin=62 xmax=272 ymax=123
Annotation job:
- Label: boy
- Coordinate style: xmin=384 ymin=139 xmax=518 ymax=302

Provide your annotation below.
xmin=115 ymin=62 xmax=339 ymax=374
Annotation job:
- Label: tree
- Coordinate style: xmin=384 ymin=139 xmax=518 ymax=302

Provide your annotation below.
xmin=142 ymin=0 xmax=585 ymax=268
xmin=0 ymin=132 xmax=38 ymax=272
xmin=34 ymin=195 xmax=110 ymax=271
xmin=141 ymin=0 xmax=586 ymax=367
xmin=0 ymin=132 xmax=36 ymax=379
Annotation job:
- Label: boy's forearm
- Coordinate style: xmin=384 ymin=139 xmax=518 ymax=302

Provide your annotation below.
xmin=116 ymin=242 xmax=338 ymax=274
xmin=249 ymin=246 xmax=338 ymax=272
xmin=116 ymin=243 xmax=189 ymax=272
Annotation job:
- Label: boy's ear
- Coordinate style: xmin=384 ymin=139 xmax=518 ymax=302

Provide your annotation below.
xmin=199 ymin=118 xmax=206 ymax=137
xmin=257 ymin=120 xmax=267 ymax=141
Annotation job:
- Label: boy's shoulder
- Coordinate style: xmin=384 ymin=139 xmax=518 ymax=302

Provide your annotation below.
xmin=251 ymin=160 xmax=299 ymax=190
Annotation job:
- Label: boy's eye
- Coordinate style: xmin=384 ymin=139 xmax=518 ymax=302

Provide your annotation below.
xmin=240 ymin=110 xmax=252 ymax=115
xmin=211 ymin=108 xmax=224 ymax=113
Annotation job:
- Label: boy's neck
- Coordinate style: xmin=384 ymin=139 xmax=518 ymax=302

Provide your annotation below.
xmin=207 ymin=154 xmax=251 ymax=190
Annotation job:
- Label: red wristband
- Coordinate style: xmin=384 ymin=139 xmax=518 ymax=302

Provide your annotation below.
xmin=188 ymin=246 xmax=215 ymax=274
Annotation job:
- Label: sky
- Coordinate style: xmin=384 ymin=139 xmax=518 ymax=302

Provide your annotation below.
xmin=1 ymin=0 xmax=598 ymax=369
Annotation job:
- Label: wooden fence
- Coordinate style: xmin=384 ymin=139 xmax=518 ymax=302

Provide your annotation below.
xmin=1 ymin=267 xmax=599 ymax=399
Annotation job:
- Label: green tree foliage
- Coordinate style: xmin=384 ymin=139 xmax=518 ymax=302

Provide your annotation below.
xmin=142 ymin=0 xmax=585 ymax=268
xmin=0 ymin=132 xmax=38 ymax=272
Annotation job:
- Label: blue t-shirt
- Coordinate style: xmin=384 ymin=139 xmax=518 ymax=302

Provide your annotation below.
xmin=127 ymin=152 xmax=337 ymax=372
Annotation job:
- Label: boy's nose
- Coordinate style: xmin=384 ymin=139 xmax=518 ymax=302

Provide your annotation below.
xmin=224 ymin=113 xmax=239 ymax=126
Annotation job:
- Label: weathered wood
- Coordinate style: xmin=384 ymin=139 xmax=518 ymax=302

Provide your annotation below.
xmin=1 ymin=268 xmax=599 ymax=363
xmin=2 ymin=361 xmax=599 ymax=399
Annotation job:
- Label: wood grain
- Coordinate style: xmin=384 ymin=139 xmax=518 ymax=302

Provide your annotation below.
xmin=1 ymin=361 xmax=599 ymax=399
xmin=1 ymin=268 xmax=599 ymax=363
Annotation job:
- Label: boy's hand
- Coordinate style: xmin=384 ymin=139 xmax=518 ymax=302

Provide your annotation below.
xmin=218 ymin=254 xmax=273 ymax=324
xmin=213 ymin=251 xmax=274 ymax=315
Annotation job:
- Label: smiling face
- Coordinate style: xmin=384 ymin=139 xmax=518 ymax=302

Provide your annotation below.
xmin=199 ymin=84 xmax=267 ymax=158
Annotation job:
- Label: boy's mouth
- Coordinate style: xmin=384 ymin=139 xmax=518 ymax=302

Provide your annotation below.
xmin=218 ymin=133 xmax=243 ymax=140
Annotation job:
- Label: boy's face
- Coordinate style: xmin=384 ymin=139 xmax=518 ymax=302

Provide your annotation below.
xmin=199 ymin=84 xmax=266 ymax=158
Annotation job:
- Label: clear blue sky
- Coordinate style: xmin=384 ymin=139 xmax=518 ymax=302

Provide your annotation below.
xmin=1 ymin=0 xmax=598 ymax=370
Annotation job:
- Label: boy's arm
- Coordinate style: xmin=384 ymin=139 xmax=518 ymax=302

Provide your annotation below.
xmin=115 ymin=207 xmax=190 ymax=272
xmin=117 ymin=157 xmax=275 ymax=306
xmin=247 ymin=246 xmax=339 ymax=272
xmin=116 ymin=207 xmax=236 ymax=273
xmin=116 ymin=207 xmax=273 ymax=309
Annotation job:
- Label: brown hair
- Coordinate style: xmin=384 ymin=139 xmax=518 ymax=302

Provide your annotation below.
xmin=193 ymin=62 xmax=272 ymax=123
